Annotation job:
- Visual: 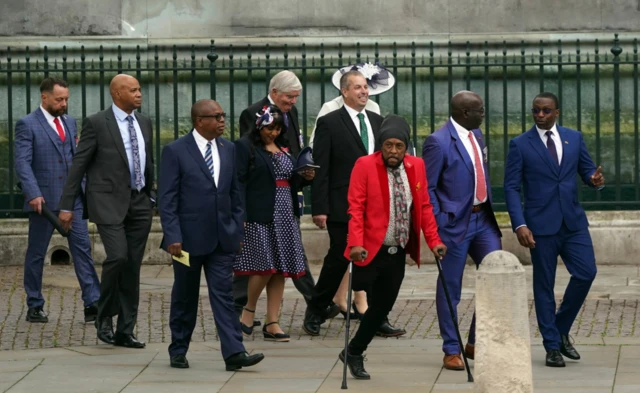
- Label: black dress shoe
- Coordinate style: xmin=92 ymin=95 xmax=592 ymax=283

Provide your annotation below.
xmin=224 ymin=351 xmax=265 ymax=371
xmin=170 ymin=354 xmax=189 ymax=368
xmin=26 ymin=307 xmax=48 ymax=323
xmin=95 ymin=317 xmax=115 ymax=345
xmin=376 ymin=321 xmax=406 ymax=337
xmin=325 ymin=303 xmax=340 ymax=319
xmin=84 ymin=305 xmax=98 ymax=323
xmin=545 ymin=349 xmax=566 ymax=367
xmin=560 ymin=334 xmax=580 ymax=360
xmin=302 ymin=312 xmax=324 ymax=336
xmin=339 ymin=350 xmax=370 ymax=380
xmin=114 ymin=333 xmax=146 ymax=348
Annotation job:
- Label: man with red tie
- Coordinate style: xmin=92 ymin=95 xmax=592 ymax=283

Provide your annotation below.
xmin=422 ymin=91 xmax=502 ymax=370
xmin=339 ymin=115 xmax=447 ymax=380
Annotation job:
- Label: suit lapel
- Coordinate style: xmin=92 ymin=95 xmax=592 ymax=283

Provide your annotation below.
xmin=404 ymin=159 xmax=420 ymax=206
xmin=35 ymin=108 xmax=64 ymax=158
xmin=255 ymin=147 xmax=276 ymax=182
xmin=215 ymin=138 xmax=226 ymax=189
xmin=186 ymin=132 xmax=216 ymax=186
xmin=376 ymin=157 xmax=390 ymax=216
xmin=556 ymin=127 xmax=572 ymax=178
xmin=340 ymin=107 xmax=367 ymax=155
xmin=527 ymin=126 xmax=560 ymax=175
xmin=59 ymin=115 xmax=75 ymax=155
xmin=447 ymin=121 xmax=473 ymax=174
xmin=105 ymin=108 xmax=131 ymax=171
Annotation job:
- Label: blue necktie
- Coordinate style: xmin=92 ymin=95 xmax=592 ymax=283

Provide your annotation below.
xmin=125 ymin=116 xmax=144 ymax=191
xmin=205 ymin=141 xmax=215 ymax=178
xmin=545 ymin=131 xmax=559 ymax=165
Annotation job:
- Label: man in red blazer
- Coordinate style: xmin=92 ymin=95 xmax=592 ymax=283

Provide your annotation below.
xmin=339 ymin=115 xmax=447 ymax=380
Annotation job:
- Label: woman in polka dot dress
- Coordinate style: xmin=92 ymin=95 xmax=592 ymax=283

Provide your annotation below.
xmin=234 ymin=105 xmax=314 ymax=342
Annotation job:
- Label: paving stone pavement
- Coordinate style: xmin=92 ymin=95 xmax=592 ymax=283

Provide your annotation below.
xmin=1 ymin=264 xmax=640 ymax=350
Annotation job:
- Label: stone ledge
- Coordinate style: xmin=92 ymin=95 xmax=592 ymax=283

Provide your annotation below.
xmin=1 ymin=211 xmax=639 ymax=266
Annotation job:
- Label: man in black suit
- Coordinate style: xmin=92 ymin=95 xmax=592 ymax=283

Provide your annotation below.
xmin=59 ymin=74 xmax=154 ymax=349
xmin=303 ymin=70 xmax=405 ymax=337
xmin=234 ymin=70 xmax=316 ymax=321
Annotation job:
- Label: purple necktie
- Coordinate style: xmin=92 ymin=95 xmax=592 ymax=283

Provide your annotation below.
xmin=545 ymin=131 xmax=559 ymax=165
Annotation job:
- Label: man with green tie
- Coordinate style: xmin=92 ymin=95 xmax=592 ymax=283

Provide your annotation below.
xmin=303 ymin=71 xmax=405 ymax=338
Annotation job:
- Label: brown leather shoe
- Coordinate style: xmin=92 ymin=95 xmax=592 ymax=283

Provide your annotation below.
xmin=464 ymin=343 xmax=475 ymax=360
xmin=443 ymin=354 xmax=465 ymax=371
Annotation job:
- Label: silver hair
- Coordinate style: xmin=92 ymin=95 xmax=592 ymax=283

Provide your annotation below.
xmin=268 ymin=70 xmax=302 ymax=93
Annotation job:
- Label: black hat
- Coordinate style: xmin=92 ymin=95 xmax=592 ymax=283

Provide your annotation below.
xmin=378 ymin=115 xmax=410 ymax=147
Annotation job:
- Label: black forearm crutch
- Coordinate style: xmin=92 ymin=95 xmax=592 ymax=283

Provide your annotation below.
xmin=341 ymin=250 xmax=366 ymax=390
xmin=435 ymin=249 xmax=474 ymax=382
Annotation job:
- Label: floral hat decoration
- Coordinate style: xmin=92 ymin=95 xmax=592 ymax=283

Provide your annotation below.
xmin=331 ymin=62 xmax=396 ymax=96
xmin=255 ymin=105 xmax=277 ymax=130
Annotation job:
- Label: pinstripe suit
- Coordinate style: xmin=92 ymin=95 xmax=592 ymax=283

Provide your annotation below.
xmin=14 ymin=107 xmax=100 ymax=309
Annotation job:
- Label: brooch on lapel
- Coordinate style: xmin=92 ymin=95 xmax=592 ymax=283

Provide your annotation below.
xmin=564 ymin=141 xmax=568 ymax=144
xmin=416 ymin=182 xmax=421 ymax=190
xmin=482 ymin=146 xmax=488 ymax=163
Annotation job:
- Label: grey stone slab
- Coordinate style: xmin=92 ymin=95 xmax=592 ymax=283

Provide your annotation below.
xmin=219 ymin=377 xmax=325 ymax=392
xmin=614 ymin=386 xmax=640 ymax=393
xmin=41 ymin=352 xmax=156 ymax=366
xmin=601 ymin=0 xmax=640 ymax=32
xmin=0 ymin=348 xmax=78 ymax=362
xmin=6 ymin=363 xmax=144 ymax=393
xmin=448 ymin=0 xmax=523 ymax=34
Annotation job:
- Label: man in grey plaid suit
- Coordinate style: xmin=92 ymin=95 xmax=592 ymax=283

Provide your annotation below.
xmin=14 ymin=77 xmax=101 ymax=324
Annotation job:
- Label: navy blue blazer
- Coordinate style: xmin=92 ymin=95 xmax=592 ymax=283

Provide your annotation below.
xmin=234 ymin=136 xmax=306 ymax=223
xmin=422 ymin=119 xmax=500 ymax=244
xmin=158 ymin=132 xmax=244 ymax=256
xmin=504 ymin=125 xmax=599 ymax=236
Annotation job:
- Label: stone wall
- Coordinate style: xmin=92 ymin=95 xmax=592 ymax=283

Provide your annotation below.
xmin=1 ymin=211 xmax=638 ymax=267
xmin=1 ymin=0 xmax=639 ymax=38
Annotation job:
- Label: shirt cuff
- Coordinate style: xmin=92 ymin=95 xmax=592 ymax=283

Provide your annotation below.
xmin=515 ymin=224 xmax=527 ymax=232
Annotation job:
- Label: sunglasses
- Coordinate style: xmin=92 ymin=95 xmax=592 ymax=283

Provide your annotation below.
xmin=531 ymin=108 xmax=555 ymax=115
xmin=199 ymin=112 xmax=227 ymax=121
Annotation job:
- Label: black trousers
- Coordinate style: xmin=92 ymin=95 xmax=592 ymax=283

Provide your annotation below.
xmin=233 ymin=217 xmax=315 ymax=314
xmin=307 ymin=221 xmax=375 ymax=317
xmin=348 ymin=246 xmax=406 ymax=355
xmin=95 ymin=191 xmax=152 ymax=335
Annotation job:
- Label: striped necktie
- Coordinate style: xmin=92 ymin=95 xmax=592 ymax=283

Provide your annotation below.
xmin=205 ymin=141 xmax=215 ymax=178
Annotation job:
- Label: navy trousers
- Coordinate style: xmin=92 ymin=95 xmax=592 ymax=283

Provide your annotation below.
xmin=169 ymin=246 xmax=245 ymax=360
xmin=530 ymin=221 xmax=597 ymax=351
xmin=436 ymin=209 xmax=501 ymax=355
xmin=24 ymin=202 xmax=100 ymax=309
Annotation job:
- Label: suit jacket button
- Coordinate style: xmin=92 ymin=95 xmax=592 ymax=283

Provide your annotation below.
xmin=58 ymin=176 xmax=63 ymax=179
xmin=59 ymin=160 xmax=63 ymax=163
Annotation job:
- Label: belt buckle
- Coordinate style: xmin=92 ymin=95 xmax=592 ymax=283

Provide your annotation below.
xmin=387 ymin=246 xmax=398 ymax=255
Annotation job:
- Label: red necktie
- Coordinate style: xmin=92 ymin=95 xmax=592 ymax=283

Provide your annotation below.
xmin=53 ymin=118 xmax=66 ymax=143
xmin=468 ymin=131 xmax=487 ymax=201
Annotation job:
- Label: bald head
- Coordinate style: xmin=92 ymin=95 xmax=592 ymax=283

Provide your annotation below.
xmin=450 ymin=90 xmax=484 ymax=130
xmin=110 ymin=74 xmax=142 ymax=113
xmin=191 ymin=99 xmax=226 ymax=140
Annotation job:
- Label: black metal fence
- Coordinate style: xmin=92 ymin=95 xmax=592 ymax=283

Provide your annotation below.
xmin=1 ymin=33 xmax=639 ymax=216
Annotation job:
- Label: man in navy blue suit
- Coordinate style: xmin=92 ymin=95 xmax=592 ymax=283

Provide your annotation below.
xmin=504 ymin=92 xmax=604 ymax=368
xmin=14 ymin=77 xmax=100 ymax=324
xmin=158 ymin=99 xmax=264 ymax=371
xmin=423 ymin=91 xmax=502 ymax=370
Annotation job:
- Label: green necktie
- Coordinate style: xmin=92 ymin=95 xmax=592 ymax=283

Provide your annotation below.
xmin=357 ymin=113 xmax=369 ymax=153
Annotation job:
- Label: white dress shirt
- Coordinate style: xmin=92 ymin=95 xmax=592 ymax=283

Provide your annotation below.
xmin=450 ymin=117 xmax=487 ymax=205
xmin=192 ymin=129 xmax=221 ymax=186
xmin=39 ymin=105 xmax=66 ymax=137
xmin=309 ymin=96 xmax=380 ymax=149
xmin=536 ymin=124 xmax=563 ymax=164
xmin=344 ymin=104 xmax=375 ymax=154
xmin=112 ymin=104 xmax=146 ymax=189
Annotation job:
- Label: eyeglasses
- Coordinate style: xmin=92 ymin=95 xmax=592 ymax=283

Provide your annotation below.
xmin=199 ymin=112 xmax=226 ymax=120
xmin=531 ymin=108 xmax=555 ymax=115
xmin=465 ymin=108 xmax=485 ymax=114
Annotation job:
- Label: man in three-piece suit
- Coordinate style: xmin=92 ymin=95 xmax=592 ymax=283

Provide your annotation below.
xmin=340 ymin=116 xmax=447 ymax=380
xmin=304 ymin=70 xmax=405 ymax=337
xmin=158 ymin=99 xmax=264 ymax=371
xmin=59 ymin=74 xmax=154 ymax=349
xmin=234 ymin=70 xmax=316 ymax=323
xmin=504 ymin=92 xmax=603 ymax=368
xmin=14 ymin=77 xmax=100 ymax=324
xmin=422 ymin=91 xmax=502 ymax=370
